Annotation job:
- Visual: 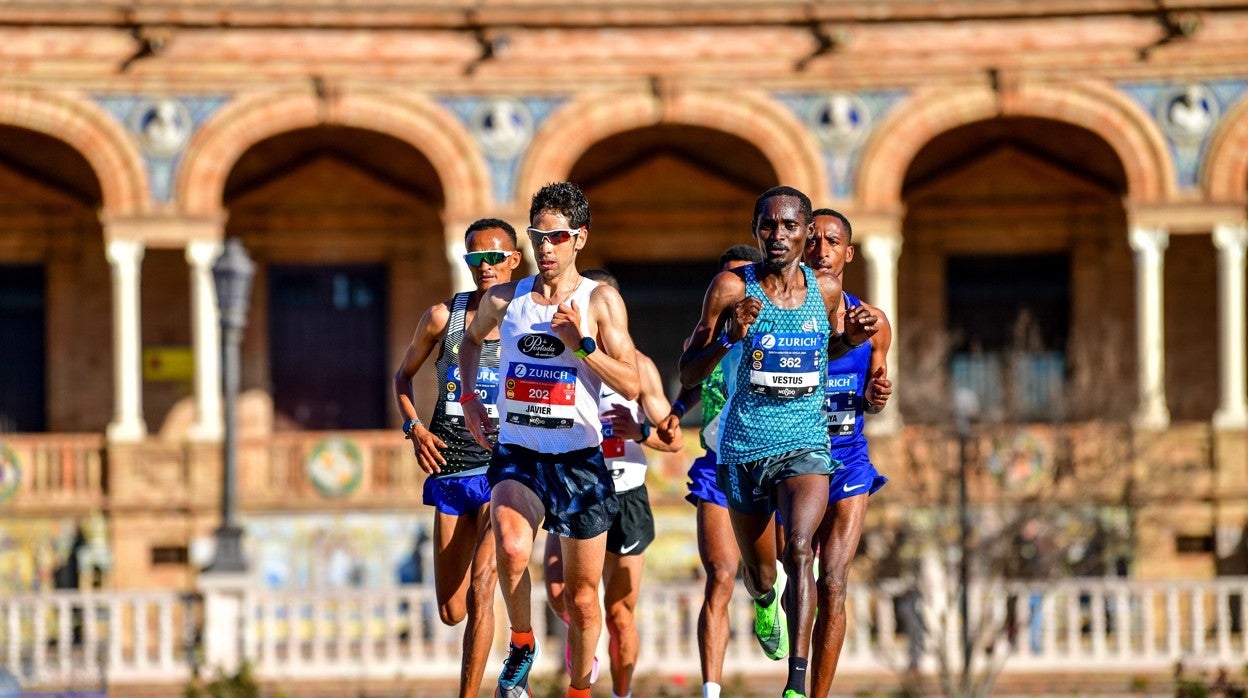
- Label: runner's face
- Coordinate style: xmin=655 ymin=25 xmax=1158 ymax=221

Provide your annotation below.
xmin=804 ymin=215 xmax=853 ymax=278
xmin=529 ymin=209 xmax=586 ymax=279
xmin=753 ymin=195 xmax=810 ymax=270
xmin=464 ymin=227 xmax=520 ymax=291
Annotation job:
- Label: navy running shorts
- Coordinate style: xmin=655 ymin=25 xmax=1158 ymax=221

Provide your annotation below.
xmin=488 ymin=442 xmax=619 ymax=540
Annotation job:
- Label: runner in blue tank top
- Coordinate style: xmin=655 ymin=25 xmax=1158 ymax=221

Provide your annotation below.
xmin=679 ymin=186 xmax=878 ymax=698
xmin=393 ymin=218 xmax=522 ymax=698
xmin=804 ymin=208 xmax=893 ymax=698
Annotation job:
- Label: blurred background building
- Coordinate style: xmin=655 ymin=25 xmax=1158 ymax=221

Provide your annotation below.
xmin=0 ymin=0 xmax=1246 ymax=605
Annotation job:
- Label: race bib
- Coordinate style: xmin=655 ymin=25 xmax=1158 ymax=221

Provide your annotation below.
xmin=601 ymin=418 xmax=626 ymax=459
xmin=747 ymin=332 xmax=823 ymax=400
xmin=445 ymin=365 xmax=500 ymax=423
xmin=503 ymin=362 xmax=578 ymax=429
xmin=825 ymin=372 xmax=860 ymax=436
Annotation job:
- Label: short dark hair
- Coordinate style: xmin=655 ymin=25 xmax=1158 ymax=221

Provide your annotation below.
xmin=752 ymin=185 xmax=812 ymax=227
xmin=464 ymin=218 xmax=518 ymax=248
xmin=529 ymin=181 xmax=591 ymax=229
xmin=581 ymin=268 xmax=619 ymax=291
xmin=719 ymin=244 xmax=764 ymax=269
xmin=811 ymin=208 xmax=853 ymax=243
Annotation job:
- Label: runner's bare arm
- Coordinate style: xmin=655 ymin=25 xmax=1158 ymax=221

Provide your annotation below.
xmin=605 ymin=351 xmax=682 ymax=451
xmin=818 ymin=273 xmax=878 ymax=359
xmin=577 ymin=284 xmax=641 ymax=400
xmin=393 ymin=301 xmax=450 ymax=472
xmin=861 ymin=301 xmax=893 ymax=413
xmin=459 ymin=282 xmax=516 ymax=449
xmin=678 ymin=270 xmax=747 ymax=388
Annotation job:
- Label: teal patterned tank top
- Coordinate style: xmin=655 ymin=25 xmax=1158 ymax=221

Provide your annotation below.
xmin=719 ymin=263 xmax=830 ymax=465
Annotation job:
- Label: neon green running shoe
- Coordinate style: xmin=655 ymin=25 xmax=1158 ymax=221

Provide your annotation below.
xmin=753 ymin=587 xmax=789 ymax=660
xmin=782 ymin=690 xmax=806 ymax=698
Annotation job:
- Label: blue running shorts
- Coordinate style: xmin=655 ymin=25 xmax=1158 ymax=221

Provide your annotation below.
xmin=685 ymin=449 xmax=729 ymax=509
xmin=422 ymin=471 xmax=491 ymax=516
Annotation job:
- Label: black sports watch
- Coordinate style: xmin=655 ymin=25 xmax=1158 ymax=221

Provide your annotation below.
xmin=573 ymin=336 xmax=597 ymax=359
xmin=401 ymin=418 xmax=421 ymax=437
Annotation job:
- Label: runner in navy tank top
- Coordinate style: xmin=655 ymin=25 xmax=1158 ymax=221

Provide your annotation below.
xmin=393 ymin=218 xmax=522 ymax=698
xmin=679 ymin=187 xmax=878 ymax=698
xmin=803 ymin=208 xmax=893 ymax=698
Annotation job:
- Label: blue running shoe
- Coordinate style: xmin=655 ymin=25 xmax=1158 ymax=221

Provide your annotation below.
xmin=496 ymin=639 xmax=539 ymax=698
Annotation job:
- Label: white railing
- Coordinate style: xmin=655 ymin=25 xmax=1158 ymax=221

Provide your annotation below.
xmin=8 ymin=578 xmax=1248 ymax=691
xmin=0 ymin=590 xmax=194 ymax=689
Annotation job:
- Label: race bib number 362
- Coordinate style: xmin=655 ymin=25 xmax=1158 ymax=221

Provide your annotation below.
xmin=504 ymin=362 xmax=578 ymax=429
xmin=747 ymin=332 xmax=823 ymax=400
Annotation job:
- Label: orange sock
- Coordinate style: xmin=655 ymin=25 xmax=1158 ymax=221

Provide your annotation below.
xmin=567 ymin=686 xmax=591 ymax=698
xmin=511 ymin=627 xmax=536 ymax=650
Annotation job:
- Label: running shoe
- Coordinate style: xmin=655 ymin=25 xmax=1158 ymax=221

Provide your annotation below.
xmin=754 ymin=586 xmax=789 ymax=660
xmin=496 ymin=638 xmax=539 ymax=698
xmin=782 ymin=690 xmax=806 ymax=698
xmin=564 ymin=633 xmax=601 ymax=684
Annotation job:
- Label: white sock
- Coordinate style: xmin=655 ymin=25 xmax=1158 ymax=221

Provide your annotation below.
xmin=612 ymin=693 xmax=631 ymax=698
xmin=703 ymin=682 xmax=722 ymax=698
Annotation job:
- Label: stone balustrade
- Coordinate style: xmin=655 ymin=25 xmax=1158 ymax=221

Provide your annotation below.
xmin=7 ymin=577 xmax=1248 ymax=694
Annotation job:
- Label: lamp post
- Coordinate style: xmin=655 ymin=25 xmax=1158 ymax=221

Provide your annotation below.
xmin=953 ymin=386 xmax=980 ymax=696
xmin=205 ymin=238 xmax=255 ymax=573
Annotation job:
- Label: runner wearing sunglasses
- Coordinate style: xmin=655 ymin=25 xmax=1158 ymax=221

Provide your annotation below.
xmin=392 ymin=218 xmax=521 ymax=698
xmin=457 ymin=181 xmax=641 ymax=698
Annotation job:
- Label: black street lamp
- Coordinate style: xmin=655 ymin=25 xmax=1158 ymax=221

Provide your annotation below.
xmin=205 ymin=238 xmax=255 ymax=574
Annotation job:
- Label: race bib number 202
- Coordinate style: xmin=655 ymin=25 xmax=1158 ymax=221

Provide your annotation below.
xmin=504 ymin=362 xmax=578 ymax=429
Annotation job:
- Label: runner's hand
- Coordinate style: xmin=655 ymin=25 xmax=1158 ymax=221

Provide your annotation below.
xmin=865 ymin=366 xmax=892 ymax=411
xmin=604 ymin=404 xmax=643 ymax=441
xmin=462 ymin=396 xmax=496 ymax=450
xmin=551 ymin=299 xmax=583 ymax=349
xmin=657 ymin=413 xmax=681 ymax=442
xmin=408 ymin=424 xmax=447 ymax=475
xmin=844 ymin=305 xmax=879 ymax=347
xmin=726 ymin=296 xmax=762 ymax=343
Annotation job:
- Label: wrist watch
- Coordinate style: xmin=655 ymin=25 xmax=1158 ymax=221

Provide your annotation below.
xmin=573 ymin=336 xmax=597 ymax=359
xmin=401 ymin=418 xmax=421 ymax=436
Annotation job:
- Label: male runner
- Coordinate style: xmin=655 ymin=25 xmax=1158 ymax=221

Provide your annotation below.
xmin=393 ymin=218 xmax=521 ymax=698
xmin=804 ymin=208 xmax=892 ymax=698
xmin=658 ymin=244 xmax=762 ymax=698
xmin=459 ymin=182 xmax=641 ymax=698
xmin=544 ymin=268 xmax=683 ymax=698
xmin=678 ymin=186 xmax=876 ymax=698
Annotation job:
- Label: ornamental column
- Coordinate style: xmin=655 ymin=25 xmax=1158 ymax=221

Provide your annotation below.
xmin=1129 ymin=226 xmax=1170 ymax=431
xmin=187 ymin=240 xmax=224 ymax=441
xmin=860 ymin=232 xmax=903 ymax=436
xmin=1213 ymin=222 xmax=1248 ymax=430
xmin=105 ymin=239 xmax=147 ymax=442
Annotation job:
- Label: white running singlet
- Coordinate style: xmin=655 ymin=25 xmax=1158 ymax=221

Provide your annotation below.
xmin=497 ymin=275 xmax=604 ymax=453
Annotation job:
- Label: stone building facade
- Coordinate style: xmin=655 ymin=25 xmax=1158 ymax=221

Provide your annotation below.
xmin=0 ymin=1 xmax=1246 ymax=591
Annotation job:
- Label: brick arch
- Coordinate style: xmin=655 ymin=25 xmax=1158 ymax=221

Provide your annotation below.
xmin=1203 ymin=94 xmax=1248 ymax=202
xmin=0 ymin=90 xmax=149 ymax=216
xmin=857 ymin=81 xmax=1175 ymax=211
xmin=178 ymin=90 xmax=490 ymax=219
xmin=515 ymin=90 xmax=827 ymax=203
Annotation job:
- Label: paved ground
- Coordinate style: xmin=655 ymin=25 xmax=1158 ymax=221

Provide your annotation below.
xmin=214 ymin=670 xmax=1186 ymax=697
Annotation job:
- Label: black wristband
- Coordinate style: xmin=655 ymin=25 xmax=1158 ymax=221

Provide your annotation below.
xmin=635 ymin=422 xmax=651 ymax=443
xmin=671 ymin=401 xmax=686 ymax=418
